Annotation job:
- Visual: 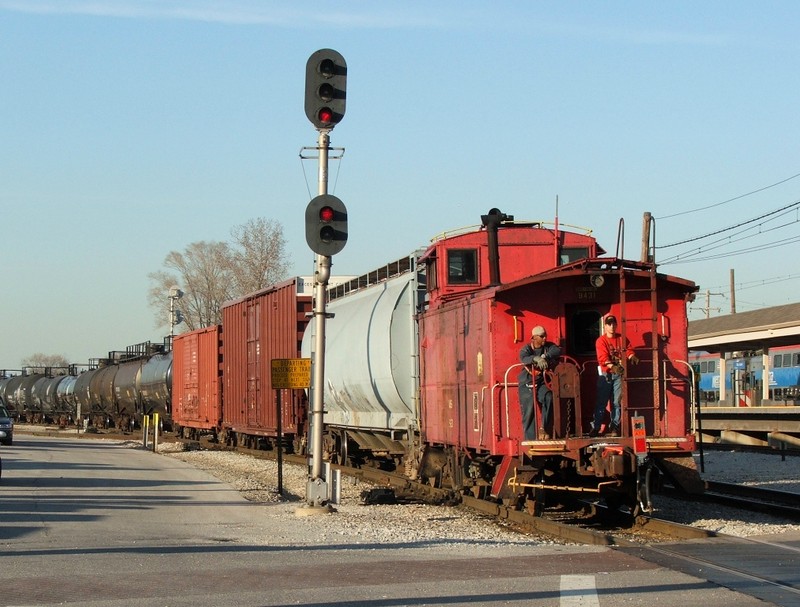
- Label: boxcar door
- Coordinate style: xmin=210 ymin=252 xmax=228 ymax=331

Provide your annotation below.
xmin=246 ymin=299 xmax=261 ymax=428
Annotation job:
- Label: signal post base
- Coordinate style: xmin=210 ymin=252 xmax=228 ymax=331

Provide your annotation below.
xmin=295 ymin=503 xmax=336 ymax=517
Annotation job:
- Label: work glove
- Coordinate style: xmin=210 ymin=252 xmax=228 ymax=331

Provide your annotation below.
xmin=610 ymin=363 xmax=624 ymax=375
xmin=629 ymin=355 xmax=640 ymax=365
xmin=533 ymin=356 xmax=548 ymax=370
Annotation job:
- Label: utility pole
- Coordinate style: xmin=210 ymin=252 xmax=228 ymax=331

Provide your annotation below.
xmin=168 ymin=287 xmax=183 ymax=344
xmin=730 ymin=268 xmax=736 ymax=314
xmin=698 ymin=289 xmax=722 ymax=319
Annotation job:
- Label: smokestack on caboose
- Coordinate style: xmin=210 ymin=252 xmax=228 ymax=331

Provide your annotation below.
xmin=481 ymin=208 xmax=514 ymax=286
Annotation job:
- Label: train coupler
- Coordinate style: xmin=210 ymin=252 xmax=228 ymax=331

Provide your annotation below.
xmin=588 ymin=444 xmax=637 ymax=477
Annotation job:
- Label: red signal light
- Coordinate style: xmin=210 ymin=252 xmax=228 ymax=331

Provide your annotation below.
xmin=319 ymin=205 xmax=335 ymax=222
xmin=317 ymin=107 xmax=333 ymax=125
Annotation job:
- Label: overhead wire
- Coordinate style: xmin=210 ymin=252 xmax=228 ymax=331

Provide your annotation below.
xmin=658 ymin=206 xmax=800 ymax=264
xmin=664 ymin=234 xmax=800 ymax=265
xmin=655 ymin=170 xmax=800 ymax=220
xmin=654 ymin=170 xmax=800 ymax=266
xmin=656 ymin=196 xmax=800 ymax=265
xmin=704 ymin=272 xmax=800 ymax=293
xmin=658 ymin=199 xmax=800 ymax=249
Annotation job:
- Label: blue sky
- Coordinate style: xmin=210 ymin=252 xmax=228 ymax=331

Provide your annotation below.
xmin=2 ymin=1 xmax=799 ymax=369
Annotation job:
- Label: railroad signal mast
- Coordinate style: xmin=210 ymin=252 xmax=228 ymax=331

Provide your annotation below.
xmin=302 ymin=49 xmax=348 ymax=511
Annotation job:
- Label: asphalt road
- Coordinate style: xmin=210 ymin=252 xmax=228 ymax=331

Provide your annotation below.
xmin=0 ymin=434 xmax=774 ymax=607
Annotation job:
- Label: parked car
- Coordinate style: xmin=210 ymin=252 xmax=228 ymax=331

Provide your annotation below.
xmin=0 ymin=399 xmax=13 ymax=446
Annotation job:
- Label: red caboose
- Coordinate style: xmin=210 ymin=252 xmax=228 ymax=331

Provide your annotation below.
xmin=417 ymin=210 xmax=700 ymax=512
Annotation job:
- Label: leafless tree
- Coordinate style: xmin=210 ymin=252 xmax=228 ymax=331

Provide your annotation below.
xmin=20 ymin=353 xmax=71 ymax=374
xmin=227 ymin=217 xmax=289 ymax=294
xmin=148 ymin=218 xmax=289 ymax=331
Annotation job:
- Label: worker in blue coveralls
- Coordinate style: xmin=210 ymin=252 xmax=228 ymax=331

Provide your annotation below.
xmin=518 ymin=325 xmax=561 ymax=440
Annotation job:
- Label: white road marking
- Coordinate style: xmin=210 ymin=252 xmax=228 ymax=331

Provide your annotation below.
xmin=560 ymin=574 xmax=601 ymax=606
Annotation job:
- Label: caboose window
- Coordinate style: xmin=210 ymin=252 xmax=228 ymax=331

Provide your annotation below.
xmin=426 ymin=257 xmax=438 ymax=292
xmin=447 ymin=249 xmax=478 ymax=284
xmin=774 ymin=354 xmax=783 ymax=368
xmin=560 ymin=247 xmax=590 ymax=265
xmin=707 ymin=360 xmax=715 ymax=373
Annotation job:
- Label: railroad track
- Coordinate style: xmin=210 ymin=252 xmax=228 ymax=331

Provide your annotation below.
xmin=114 ymin=435 xmax=800 ymax=606
xmin=220 ymin=441 xmax=800 ymax=606
xmin=662 ymin=478 xmax=800 ymax=520
xmin=702 ymin=481 xmax=800 ymax=520
xmin=697 ymin=441 xmax=800 ymax=456
xmin=222 ymin=440 xmax=720 ymax=546
xmin=621 ymin=534 xmax=800 ymax=606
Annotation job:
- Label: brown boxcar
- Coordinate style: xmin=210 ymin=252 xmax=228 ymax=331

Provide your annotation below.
xmin=172 ymin=325 xmax=222 ymax=439
xmin=220 ymin=278 xmax=312 ymax=450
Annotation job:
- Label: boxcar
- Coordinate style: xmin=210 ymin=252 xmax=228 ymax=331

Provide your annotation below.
xmin=220 ymin=278 xmax=312 ymax=451
xmin=172 ymin=325 xmax=222 ymax=440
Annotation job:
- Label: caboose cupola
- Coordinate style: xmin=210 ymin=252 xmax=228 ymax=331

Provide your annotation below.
xmin=421 ymin=209 xmax=600 ymax=309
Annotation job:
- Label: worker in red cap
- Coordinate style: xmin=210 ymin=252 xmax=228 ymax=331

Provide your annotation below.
xmin=591 ymin=315 xmax=639 ymax=437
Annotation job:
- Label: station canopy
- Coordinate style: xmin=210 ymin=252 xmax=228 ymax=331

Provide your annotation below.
xmin=688 ymin=302 xmax=800 ymax=353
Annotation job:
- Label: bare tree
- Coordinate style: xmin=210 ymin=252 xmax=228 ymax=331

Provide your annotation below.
xmin=21 ymin=353 xmax=71 ymax=374
xmin=148 ymin=241 xmax=233 ymax=331
xmin=148 ymin=218 xmax=289 ymax=331
xmin=228 ymin=217 xmax=289 ymax=294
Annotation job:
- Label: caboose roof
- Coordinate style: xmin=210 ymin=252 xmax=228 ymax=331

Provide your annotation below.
xmin=495 ymin=256 xmax=697 ymax=294
xmin=418 ymin=220 xmax=605 ymax=263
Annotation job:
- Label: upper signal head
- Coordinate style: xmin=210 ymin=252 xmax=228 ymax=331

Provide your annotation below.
xmin=305 ymin=49 xmax=347 ymax=130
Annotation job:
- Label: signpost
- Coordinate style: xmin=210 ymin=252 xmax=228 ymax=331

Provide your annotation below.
xmin=271 ymin=358 xmax=312 ymax=389
xmin=271 ymin=358 xmax=311 ymax=495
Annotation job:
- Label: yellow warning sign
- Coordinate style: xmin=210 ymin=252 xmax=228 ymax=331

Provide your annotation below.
xmin=271 ymin=358 xmax=312 ymax=389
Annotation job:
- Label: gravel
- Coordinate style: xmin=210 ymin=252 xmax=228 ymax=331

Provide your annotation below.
xmin=653 ymin=450 xmax=800 ymax=537
xmin=157 ymin=443 xmax=550 ymax=549
xmin=155 ymin=442 xmax=800 ymax=541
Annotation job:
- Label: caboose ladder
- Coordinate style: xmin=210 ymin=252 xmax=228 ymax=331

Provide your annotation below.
xmin=618 ymin=262 xmax=661 ymax=434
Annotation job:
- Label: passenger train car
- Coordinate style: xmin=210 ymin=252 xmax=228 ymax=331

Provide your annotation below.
xmin=690 ymin=346 xmax=800 ymax=406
